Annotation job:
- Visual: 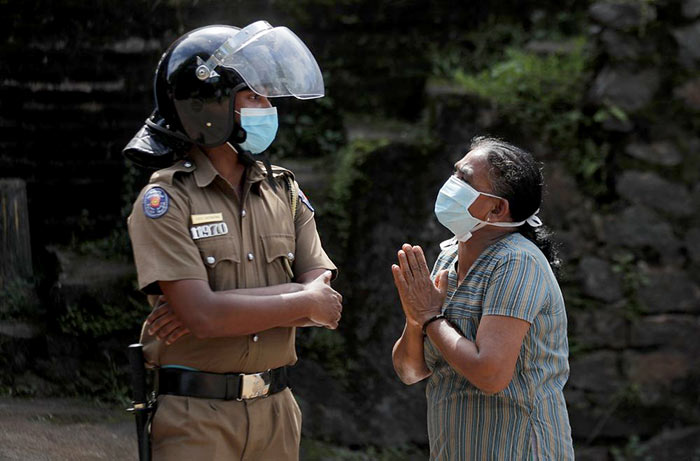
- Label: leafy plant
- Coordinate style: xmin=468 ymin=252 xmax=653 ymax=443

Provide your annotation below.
xmin=453 ymin=38 xmax=589 ymax=148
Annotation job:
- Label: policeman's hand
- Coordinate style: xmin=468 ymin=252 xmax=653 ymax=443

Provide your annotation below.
xmin=392 ymin=244 xmax=448 ymax=328
xmin=303 ymin=270 xmax=343 ymax=329
xmin=146 ymin=296 xmax=191 ymax=345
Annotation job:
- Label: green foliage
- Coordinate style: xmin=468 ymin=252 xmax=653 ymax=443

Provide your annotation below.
xmin=610 ymin=435 xmax=651 ymax=461
xmin=445 ymin=35 xmax=620 ymax=199
xmin=58 ymin=294 xmax=149 ymax=338
xmin=297 ymin=327 xmax=353 ymax=385
xmin=270 ymin=96 xmax=347 ymax=159
xmin=324 ymin=138 xmax=390 ymax=249
xmin=74 ymin=228 xmax=132 ymax=262
xmin=429 ymin=20 xmax=528 ymax=79
xmin=610 ymin=251 xmax=649 ymax=319
xmin=453 ymin=38 xmax=588 ymax=147
xmin=0 ymin=277 xmax=40 ymax=319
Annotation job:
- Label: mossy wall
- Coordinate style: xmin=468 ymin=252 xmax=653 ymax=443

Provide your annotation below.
xmin=1 ymin=0 xmax=699 ymax=458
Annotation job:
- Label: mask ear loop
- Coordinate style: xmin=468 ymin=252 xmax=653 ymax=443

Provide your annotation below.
xmin=526 ymin=211 xmax=543 ymax=227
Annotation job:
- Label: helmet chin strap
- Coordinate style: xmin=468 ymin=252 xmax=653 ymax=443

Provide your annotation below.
xmin=227 ymin=141 xmax=278 ymax=191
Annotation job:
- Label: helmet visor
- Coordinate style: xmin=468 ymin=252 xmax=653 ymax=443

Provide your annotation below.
xmin=201 ymin=21 xmax=324 ymax=99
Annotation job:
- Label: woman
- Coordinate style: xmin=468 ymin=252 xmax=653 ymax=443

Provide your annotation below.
xmin=392 ymin=137 xmax=574 ymax=460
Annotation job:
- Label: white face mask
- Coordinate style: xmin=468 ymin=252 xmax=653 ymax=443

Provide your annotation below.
xmin=434 ymin=175 xmax=542 ymax=248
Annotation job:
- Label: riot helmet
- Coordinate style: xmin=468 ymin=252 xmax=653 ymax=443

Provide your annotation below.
xmin=154 ymin=21 xmax=324 ymax=147
xmin=123 ymin=21 xmax=324 ymax=168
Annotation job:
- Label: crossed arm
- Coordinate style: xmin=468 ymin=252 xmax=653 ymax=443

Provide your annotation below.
xmin=391 ymin=244 xmax=530 ymax=394
xmin=147 ymin=268 xmax=341 ymax=344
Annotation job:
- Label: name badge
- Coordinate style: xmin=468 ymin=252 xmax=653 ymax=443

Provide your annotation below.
xmin=190 ymin=222 xmax=229 ymax=240
xmin=191 ymin=213 xmax=224 ymax=225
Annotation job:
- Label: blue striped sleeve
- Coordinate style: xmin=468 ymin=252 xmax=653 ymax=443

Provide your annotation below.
xmin=481 ymin=250 xmax=547 ymax=323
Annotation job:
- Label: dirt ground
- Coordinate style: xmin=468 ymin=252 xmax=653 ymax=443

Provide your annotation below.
xmin=0 ymin=397 xmax=137 ymax=461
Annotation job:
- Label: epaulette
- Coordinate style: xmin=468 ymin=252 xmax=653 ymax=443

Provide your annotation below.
xmin=269 ymin=164 xmax=299 ymax=219
xmin=148 ymin=158 xmax=196 ymax=185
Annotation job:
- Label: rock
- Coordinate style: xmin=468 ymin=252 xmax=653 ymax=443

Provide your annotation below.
xmin=578 ymin=257 xmax=624 ymax=302
xmin=568 ymin=394 xmax=657 ymax=440
xmin=616 ymin=170 xmax=692 ymax=218
xmin=602 ymin=205 xmax=679 ymax=258
xmin=569 ymin=301 xmax=627 ymax=348
xmin=674 ymin=77 xmax=700 ymax=111
xmin=624 ymin=141 xmax=683 ymax=166
xmin=553 ymin=229 xmax=594 ymax=263
xmin=630 ymin=314 xmax=700 ymax=351
xmin=685 ymin=228 xmax=700 ymax=263
xmin=639 ymin=426 xmax=700 ymax=460
xmin=569 ymin=350 xmax=624 ymax=393
xmin=0 ymin=321 xmax=41 ymax=339
xmin=524 ymin=40 xmax=580 ymax=55
xmin=692 ymin=183 xmax=700 ymax=227
xmin=574 ymin=446 xmax=610 ymax=461
xmin=588 ymin=66 xmax=660 ymax=112
xmin=636 ymin=267 xmax=700 ymax=313
xmin=589 ymin=1 xmax=657 ymax=30
xmin=623 ymin=349 xmax=692 ymax=401
xmin=683 ymin=0 xmax=700 ymax=18
xmin=599 ymin=29 xmax=650 ymax=61
xmin=427 ymin=90 xmax=487 ymax=159
xmin=673 ymin=21 xmax=700 ymax=66
xmin=542 ymin=161 xmax=588 ymax=229
xmin=600 ymin=115 xmax=634 ymax=132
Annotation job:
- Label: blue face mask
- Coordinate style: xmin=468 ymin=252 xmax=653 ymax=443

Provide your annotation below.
xmin=434 ymin=175 xmax=542 ymax=247
xmin=236 ymin=107 xmax=278 ymax=154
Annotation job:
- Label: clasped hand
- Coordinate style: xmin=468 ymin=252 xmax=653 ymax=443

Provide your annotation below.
xmin=392 ymin=244 xmax=448 ymax=328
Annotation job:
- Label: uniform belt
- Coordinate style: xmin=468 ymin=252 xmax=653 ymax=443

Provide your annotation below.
xmin=158 ymin=366 xmax=288 ymax=401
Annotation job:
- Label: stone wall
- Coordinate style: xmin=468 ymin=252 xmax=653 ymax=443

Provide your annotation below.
xmin=1 ymin=0 xmax=700 ymax=458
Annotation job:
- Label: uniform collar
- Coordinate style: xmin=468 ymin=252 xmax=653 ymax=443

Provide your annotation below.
xmin=189 ymin=147 xmax=218 ymax=188
xmin=189 ymin=146 xmax=267 ymax=190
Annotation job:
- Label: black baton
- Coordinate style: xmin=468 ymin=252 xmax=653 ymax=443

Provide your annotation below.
xmin=127 ymin=343 xmax=152 ymax=461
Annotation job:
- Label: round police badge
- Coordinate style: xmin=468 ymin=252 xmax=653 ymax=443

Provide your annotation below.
xmin=143 ymin=187 xmax=169 ymax=219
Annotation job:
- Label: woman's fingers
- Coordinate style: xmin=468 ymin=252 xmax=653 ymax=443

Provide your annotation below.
xmin=397 ymin=249 xmax=414 ymax=282
xmin=392 ymin=264 xmax=408 ymax=293
xmin=403 ymin=244 xmax=422 ymax=276
xmin=413 ymin=245 xmax=431 ymax=280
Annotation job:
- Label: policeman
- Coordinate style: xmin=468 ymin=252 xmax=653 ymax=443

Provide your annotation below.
xmin=124 ymin=21 xmax=342 ymax=460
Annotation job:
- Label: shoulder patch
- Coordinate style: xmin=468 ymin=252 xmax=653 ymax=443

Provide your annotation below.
xmin=298 ymin=188 xmax=314 ymax=213
xmin=143 ymin=187 xmax=170 ymax=219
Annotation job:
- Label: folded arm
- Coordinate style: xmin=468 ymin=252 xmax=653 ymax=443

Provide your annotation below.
xmin=149 ymin=269 xmax=341 ymax=343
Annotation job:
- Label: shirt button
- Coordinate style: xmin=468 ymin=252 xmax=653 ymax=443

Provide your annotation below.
xmin=247 ymin=252 xmax=254 ymax=261
xmin=206 ymin=256 xmax=215 ymax=264
xmin=184 ymin=161 xmax=192 ymax=168
xmin=252 ymin=334 xmax=259 ymax=342
xmin=287 ymin=252 xmax=295 ymax=261
xmin=241 ymin=209 xmax=246 ymax=217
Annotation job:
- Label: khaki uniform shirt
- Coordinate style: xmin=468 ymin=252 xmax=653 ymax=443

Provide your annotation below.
xmin=128 ymin=147 xmax=336 ymax=374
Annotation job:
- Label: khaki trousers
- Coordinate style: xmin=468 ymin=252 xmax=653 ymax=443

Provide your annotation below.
xmin=151 ymin=387 xmax=301 ymax=461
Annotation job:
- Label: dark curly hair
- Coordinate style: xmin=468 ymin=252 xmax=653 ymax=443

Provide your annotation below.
xmin=470 ymin=136 xmax=560 ymax=272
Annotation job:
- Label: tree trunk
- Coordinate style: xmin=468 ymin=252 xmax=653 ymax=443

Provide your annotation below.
xmin=0 ymin=178 xmax=33 ymax=290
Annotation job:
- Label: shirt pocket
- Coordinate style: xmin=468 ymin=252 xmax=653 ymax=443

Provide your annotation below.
xmin=195 ymin=237 xmax=240 ymax=282
xmin=261 ymin=233 xmax=296 ymax=282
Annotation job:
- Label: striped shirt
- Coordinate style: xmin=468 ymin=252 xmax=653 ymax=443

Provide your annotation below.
xmin=424 ymin=233 xmax=574 ymax=460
